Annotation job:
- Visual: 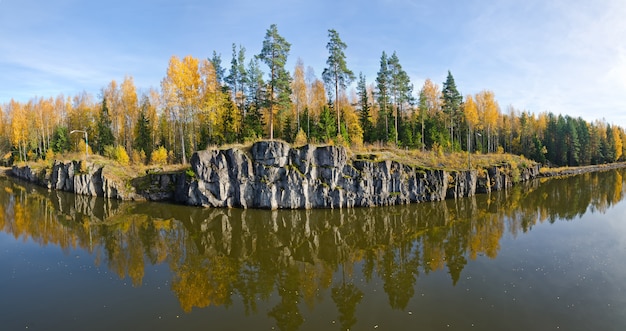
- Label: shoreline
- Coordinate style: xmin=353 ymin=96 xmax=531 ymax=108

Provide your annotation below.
xmin=538 ymin=162 xmax=626 ymax=178
xmin=3 ymin=144 xmax=626 ymax=209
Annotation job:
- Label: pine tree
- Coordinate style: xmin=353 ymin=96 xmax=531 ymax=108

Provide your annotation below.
xmin=96 ymin=98 xmax=115 ymax=154
xmin=322 ymin=29 xmax=355 ymax=134
xmin=376 ymin=52 xmax=390 ymax=141
xmin=387 ymin=52 xmax=413 ymax=145
xmin=258 ymin=24 xmax=292 ymax=140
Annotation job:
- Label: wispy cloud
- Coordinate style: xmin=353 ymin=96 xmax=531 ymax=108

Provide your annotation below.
xmin=455 ymin=0 xmax=626 ymax=124
xmin=1 ymin=0 xmax=625 ymax=127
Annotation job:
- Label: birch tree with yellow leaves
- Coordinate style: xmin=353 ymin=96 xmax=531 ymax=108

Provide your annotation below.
xmin=464 ymin=94 xmax=479 ymax=155
xmin=475 ymin=90 xmax=499 ymax=153
xmin=417 ymin=78 xmax=442 ymax=150
xmin=8 ymin=100 xmax=28 ymax=161
xmin=121 ymin=76 xmax=139 ymax=153
xmin=291 ymin=58 xmax=307 ymax=134
xmin=161 ymin=55 xmax=201 ymax=164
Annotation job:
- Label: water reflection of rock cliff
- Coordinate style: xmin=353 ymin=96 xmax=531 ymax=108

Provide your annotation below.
xmin=0 ymin=169 xmax=624 ymax=319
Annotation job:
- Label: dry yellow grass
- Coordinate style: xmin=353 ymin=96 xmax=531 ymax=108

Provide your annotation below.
xmin=14 ymin=141 xmax=537 ymax=188
xmin=349 ymin=143 xmax=534 ymax=171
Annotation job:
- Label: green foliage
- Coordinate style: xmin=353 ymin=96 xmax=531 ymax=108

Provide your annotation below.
xmin=282 ymin=114 xmax=295 ymax=143
xmin=323 ymin=29 xmax=355 ymax=133
xmin=242 ymin=105 xmax=264 ymax=142
xmin=96 ymin=98 xmax=115 ymax=155
xmin=220 ymin=96 xmax=238 ymax=144
xmin=387 ymin=51 xmax=413 ymax=145
xmin=258 ymin=24 xmax=292 ymax=140
xmin=441 ymin=71 xmax=463 ymax=146
xmin=376 ymin=51 xmax=391 ymax=140
xmin=357 ymin=73 xmax=374 ymax=143
xmin=51 ymin=126 xmax=71 ymax=154
xmin=134 ymin=97 xmax=153 ymax=161
xmin=317 ymin=106 xmax=336 ymax=142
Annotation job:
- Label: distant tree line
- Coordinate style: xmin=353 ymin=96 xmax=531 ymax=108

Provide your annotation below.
xmin=1 ymin=24 xmax=624 ymax=167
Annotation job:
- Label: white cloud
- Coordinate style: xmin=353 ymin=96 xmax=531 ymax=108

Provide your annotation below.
xmin=454 ymin=0 xmax=626 ymax=126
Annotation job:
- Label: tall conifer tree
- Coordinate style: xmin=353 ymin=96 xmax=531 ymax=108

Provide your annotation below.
xmin=441 ymin=71 xmax=462 ymax=149
xmin=376 ymin=51 xmax=390 ymax=141
xmin=258 ymin=24 xmax=292 ymax=140
xmin=96 ymin=98 xmax=115 ymax=154
xmin=323 ymin=29 xmax=355 ymax=134
xmin=356 ymin=73 xmax=373 ymax=142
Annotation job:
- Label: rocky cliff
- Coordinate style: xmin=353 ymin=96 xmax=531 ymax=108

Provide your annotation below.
xmin=9 ymin=141 xmax=541 ymax=209
xmin=182 ymin=141 xmax=540 ymax=209
xmin=11 ymin=160 xmax=131 ymax=200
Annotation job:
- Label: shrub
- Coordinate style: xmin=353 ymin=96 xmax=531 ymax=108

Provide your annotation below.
xmin=131 ymin=149 xmax=146 ymax=165
xmin=335 ymin=134 xmax=348 ymax=147
xmin=104 ymin=145 xmax=129 ymax=165
xmin=45 ymin=149 xmax=55 ymax=161
xmin=294 ymin=128 xmax=308 ymax=146
xmin=151 ymin=146 xmax=168 ymax=166
xmin=114 ymin=146 xmax=129 ymax=166
xmin=27 ymin=150 xmax=36 ymax=161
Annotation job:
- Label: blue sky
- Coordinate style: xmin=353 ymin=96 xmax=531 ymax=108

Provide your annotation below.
xmin=1 ymin=0 xmax=626 ymax=128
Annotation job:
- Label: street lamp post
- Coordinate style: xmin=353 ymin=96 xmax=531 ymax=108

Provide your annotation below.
xmin=70 ymin=129 xmax=89 ymax=160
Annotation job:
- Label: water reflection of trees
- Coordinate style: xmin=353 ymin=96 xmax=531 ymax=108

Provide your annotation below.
xmin=1 ymin=169 xmax=624 ymax=329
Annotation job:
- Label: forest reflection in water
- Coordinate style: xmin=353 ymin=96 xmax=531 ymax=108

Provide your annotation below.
xmin=0 ymin=168 xmax=624 ymax=330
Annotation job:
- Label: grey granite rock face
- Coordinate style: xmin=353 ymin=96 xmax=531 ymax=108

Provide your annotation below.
xmin=9 ymin=141 xmax=540 ymax=209
xmin=12 ymin=161 xmax=128 ymax=200
xmin=184 ymin=141 xmax=491 ymax=209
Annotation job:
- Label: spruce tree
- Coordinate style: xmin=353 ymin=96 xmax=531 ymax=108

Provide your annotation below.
xmin=226 ymin=43 xmax=247 ymax=112
xmin=356 ymin=73 xmax=373 ymax=142
xmin=134 ymin=96 xmax=153 ymax=161
xmin=51 ymin=126 xmax=71 ymax=154
xmin=96 ymin=98 xmax=115 ymax=155
xmin=210 ymin=51 xmax=225 ymax=85
xmin=242 ymin=58 xmax=265 ymax=141
xmin=134 ymin=111 xmax=151 ymax=160
xmin=317 ymin=106 xmax=336 ymax=142
xmin=441 ymin=71 xmax=462 ymax=149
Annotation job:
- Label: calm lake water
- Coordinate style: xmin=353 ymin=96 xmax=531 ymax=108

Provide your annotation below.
xmin=1 ymin=169 xmax=626 ymax=331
